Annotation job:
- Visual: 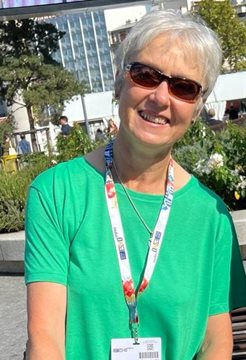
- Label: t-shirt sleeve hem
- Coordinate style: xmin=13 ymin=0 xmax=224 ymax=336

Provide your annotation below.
xmin=25 ymin=273 xmax=67 ymax=286
xmin=209 ymin=303 xmax=229 ymax=316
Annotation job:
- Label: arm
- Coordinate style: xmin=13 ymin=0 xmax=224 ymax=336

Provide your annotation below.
xmin=26 ymin=282 xmax=66 ymax=360
xmin=197 ymin=313 xmax=233 ymax=360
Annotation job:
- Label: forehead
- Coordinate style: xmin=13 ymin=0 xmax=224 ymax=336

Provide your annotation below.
xmin=136 ymin=34 xmax=203 ymax=83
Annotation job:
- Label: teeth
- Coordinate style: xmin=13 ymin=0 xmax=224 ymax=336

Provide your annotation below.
xmin=139 ymin=111 xmax=169 ymax=125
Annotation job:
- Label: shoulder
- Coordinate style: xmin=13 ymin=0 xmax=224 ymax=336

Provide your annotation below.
xmin=194 ymin=177 xmax=228 ymax=212
xmin=187 ymin=176 xmax=234 ymax=236
xmin=175 ymin=160 xmax=228 ymax=210
xmin=189 ymin=175 xmax=230 ymax=216
xmin=30 ymin=156 xmax=92 ymax=194
xmin=175 ymin=162 xmax=231 ymax=227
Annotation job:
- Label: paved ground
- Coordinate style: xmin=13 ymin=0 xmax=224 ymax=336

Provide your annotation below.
xmin=0 ymin=274 xmax=27 ymax=360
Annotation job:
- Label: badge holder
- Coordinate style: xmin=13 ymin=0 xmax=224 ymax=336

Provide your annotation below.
xmin=111 ymin=337 xmax=162 ymax=360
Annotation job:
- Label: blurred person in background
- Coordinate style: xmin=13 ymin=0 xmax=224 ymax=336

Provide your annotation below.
xmin=59 ymin=115 xmax=72 ymax=136
xmin=17 ymin=134 xmax=31 ymax=154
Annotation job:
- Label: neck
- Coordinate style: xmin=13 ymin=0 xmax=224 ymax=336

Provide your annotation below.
xmin=113 ymin=136 xmax=172 ymax=194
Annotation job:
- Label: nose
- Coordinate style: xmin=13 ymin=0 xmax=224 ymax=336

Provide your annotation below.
xmin=149 ymin=80 xmax=170 ymax=107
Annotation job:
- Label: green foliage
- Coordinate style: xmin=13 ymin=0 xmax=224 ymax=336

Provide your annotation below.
xmin=173 ymin=120 xmax=246 ymax=210
xmin=0 ymin=55 xmax=86 ymax=121
xmin=0 ymin=172 xmax=25 ymax=233
xmin=0 ymin=153 xmax=51 ymax=233
xmin=56 ymin=123 xmax=96 ymax=162
xmin=195 ymin=0 xmax=246 ymax=71
xmin=0 ymin=116 xmax=15 ymax=143
xmin=0 ymin=18 xmax=87 ymax=148
xmin=0 ymin=18 xmax=65 ymax=65
xmin=0 ymin=127 xmax=99 ymax=233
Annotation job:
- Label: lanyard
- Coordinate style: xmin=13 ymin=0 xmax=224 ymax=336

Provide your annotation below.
xmin=104 ymin=142 xmax=174 ymax=342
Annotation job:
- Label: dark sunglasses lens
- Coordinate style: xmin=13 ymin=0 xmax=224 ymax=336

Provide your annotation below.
xmin=170 ymin=79 xmax=200 ymax=101
xmin=129 ymin=63 xmax=201 ymax=101
xmin=130 ymin=64 xmax=162 ymax=88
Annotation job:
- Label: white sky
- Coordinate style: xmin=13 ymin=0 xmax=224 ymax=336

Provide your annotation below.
xmin=104 ymin=5 xmax=148 ymax=31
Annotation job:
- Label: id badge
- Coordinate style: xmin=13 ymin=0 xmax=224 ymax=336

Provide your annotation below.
xmin=111 ymin=337 xmax=162 ymax=360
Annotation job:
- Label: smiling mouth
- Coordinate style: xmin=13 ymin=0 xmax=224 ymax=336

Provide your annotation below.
xmin=138 ymin=110 xmax=169 ymax=125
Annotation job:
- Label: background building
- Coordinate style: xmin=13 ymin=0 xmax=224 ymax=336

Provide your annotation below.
xmin=49 ymin=10 xmax=115 ymax=93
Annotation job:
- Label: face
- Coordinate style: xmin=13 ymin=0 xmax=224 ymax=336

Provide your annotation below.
xmin=118 ymin=35 xmax=204 ymax=151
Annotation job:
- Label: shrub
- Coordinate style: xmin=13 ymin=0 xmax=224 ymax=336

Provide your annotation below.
xmin=0 ymin=126 xmax=99 ymax=233
xmin=173 ymin=120 xmax=246 ymax=210
xmin=0 ymin=116 xmax=15 ymax=143
xmin=0 ymin=153 xmax=51 ymax=233
xmin=56 ymin=123 xmax=96 ymax=162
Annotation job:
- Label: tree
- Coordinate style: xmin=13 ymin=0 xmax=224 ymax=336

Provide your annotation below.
xmin=194 ymin=0 xmax=246 ymax=72
xmin=0 ymin=115 xmax=15 ymax=144
xmin=0 ymin=19 xmax=87 ymax=150
xmin=0 ymin=18 xmax=65 ymax=65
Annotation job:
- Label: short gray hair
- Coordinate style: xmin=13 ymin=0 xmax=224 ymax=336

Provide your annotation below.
xmin=114 ymin=9 xmax=222 ymax=100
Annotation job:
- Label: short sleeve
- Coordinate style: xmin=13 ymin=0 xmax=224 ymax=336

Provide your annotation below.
xmin=209 ymin=214 xmax=246 ymax=315
xmin=229 ymin=223 xmax=246 ymax=310
xmin=24 ymin=185 xmax=70 ymax=286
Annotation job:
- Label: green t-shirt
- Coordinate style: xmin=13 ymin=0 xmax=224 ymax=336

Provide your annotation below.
xmin=25 ymin=157 xmax=246 ymax=360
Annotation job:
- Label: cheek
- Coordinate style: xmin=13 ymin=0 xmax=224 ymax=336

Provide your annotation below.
xmin=173 ymin=100 xmax=201 ymax=124
xmin=118 ymin=84 xmax=139 ymax=117
xmin=118 ymin=92 xmax=132 ymax=126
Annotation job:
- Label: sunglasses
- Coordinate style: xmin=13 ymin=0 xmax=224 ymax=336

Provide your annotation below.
xmin=125 ymin=62 xmax=203 ymax=103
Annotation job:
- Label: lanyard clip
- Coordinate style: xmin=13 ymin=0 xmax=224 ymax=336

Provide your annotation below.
xmin=128 ymin=302 xmax=138 ymax=324
xmin=129 ymin=304 xmax=139 ymax=344
xmin=131 ymin=322 xmax=139 ymax=344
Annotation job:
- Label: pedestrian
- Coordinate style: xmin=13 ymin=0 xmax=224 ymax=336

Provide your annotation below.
xmin=17 ymin=134 xmax=31 ymax=154
xmin=95 ymin=128 xmax=105 ymax=142
xmin=2 ymin=134 xmax=16 ymax=155
xmin=59 ymin=115 xmax=72 ymax=135
xmin=228 ymin=105 xmax=239 ymax=120
xmin=1 ymin=134 xmax=17 ymax=172
xmin=206 ymin=108 xmax=221 ymax=126
xmin=107 ymin=118 xmax=118 ymax=137
xmin=25 ymin=10 xmax=246 ymax=360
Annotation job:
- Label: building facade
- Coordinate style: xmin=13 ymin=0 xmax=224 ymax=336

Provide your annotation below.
xmin=49 ymin=10 xmax=115 ymax=93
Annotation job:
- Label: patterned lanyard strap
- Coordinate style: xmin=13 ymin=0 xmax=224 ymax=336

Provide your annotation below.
xmin=104 ymin=141 xmax=174 ymax=342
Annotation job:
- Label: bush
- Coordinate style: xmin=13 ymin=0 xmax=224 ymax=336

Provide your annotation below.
xmin=173 ymin=120 xmax=246 ymax=210
xmin=0 ymin=116 xmax=15 ymax=143
xmin=0 ymin=153 xmax=51 ymax=233
xmin=0 ymin=126 xmax=99 ymax=233
xmin=56 ymin=123 xmax=96 ymax=162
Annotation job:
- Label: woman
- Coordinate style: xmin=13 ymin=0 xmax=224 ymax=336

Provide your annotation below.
xmin=1 ymin=134 xmax=18 ymax=172
xmin=25 ymin=10 xmax=246 ymax=360
xmin=107 ymin=118 xmax=118 ymax=137
xmin=2 ymin=134 xmax=15 ymax=156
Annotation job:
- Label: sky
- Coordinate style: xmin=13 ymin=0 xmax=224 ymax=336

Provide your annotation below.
xmin=104 ymin=4 xmax=148 ymax=31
